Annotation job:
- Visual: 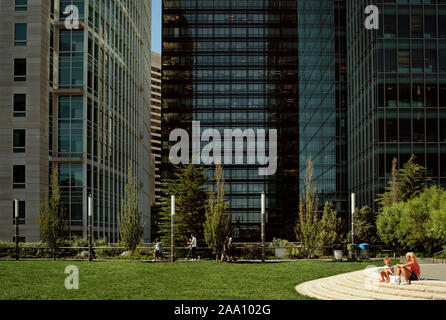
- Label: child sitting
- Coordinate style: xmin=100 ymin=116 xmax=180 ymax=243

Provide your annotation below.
xmin=379 ymin=257 xmax=394 ymax=282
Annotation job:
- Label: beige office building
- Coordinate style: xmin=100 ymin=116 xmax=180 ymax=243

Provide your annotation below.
xmin=0 ymin=0 xmax=152 ymax=242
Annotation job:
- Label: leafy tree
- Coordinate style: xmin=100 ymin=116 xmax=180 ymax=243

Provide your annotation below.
xmin=377 ymin=202 xmax=405 ymax=249
xmin=118 ymin=166 xmax=144 ymax=257
xmin=157 ymin=164 xmax=209 ymax=246
xmin=38 ymin=166 xmax=69 ymax=260
xmin=318 ymin=201 xmax=344 ymax=250
xmin=204 ymin=164 xmax=231 ymax=260
xmin=377 ymin=186 xmax=446 ymax=254
xmin=348 ymin=206 xmax=378 ymax=244
xmin=377 ymin=155 xmax=427 ymax=209
xmin=295 ymin=159 xmax=321 ymax=259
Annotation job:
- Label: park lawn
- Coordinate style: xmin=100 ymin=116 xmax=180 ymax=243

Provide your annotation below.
xmin=0 ymin=260 xmax=382 ymax=300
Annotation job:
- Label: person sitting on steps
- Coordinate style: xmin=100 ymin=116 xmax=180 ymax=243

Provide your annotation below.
xmin=396 ymin=252 xmax=421 ymax=285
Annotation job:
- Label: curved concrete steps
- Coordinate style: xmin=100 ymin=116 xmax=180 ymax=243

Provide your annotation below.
xmin=295 ymin=267 xmax=446 ymax=300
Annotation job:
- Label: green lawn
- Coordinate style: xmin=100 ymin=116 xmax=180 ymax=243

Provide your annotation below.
xmin=0 ymin=260 xmax=382 ymax=300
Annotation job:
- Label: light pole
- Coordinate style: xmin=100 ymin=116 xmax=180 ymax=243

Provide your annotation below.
xmin=171 ymin=195 xmax=175 ymax=263
xmin=261 ymin=192 xmax=266 ymax=263
xmin=88 ymin=194 xmax=93 ymax=261
xmin=351 ymin=193 xmax=355 ymax=245
xmin=14 ymin=199 xmax=19 ymax=261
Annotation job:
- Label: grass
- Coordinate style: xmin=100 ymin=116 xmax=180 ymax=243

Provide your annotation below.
xmin=0 ymin=260 xmax=382 ymax=300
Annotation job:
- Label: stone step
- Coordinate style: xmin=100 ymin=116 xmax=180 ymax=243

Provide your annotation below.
xmin=296 ymin=278 xmax=368 ymax=300
xmin=349 ymin=272 xmax=446 ymax=297
xmin=295 ymin=269 xmax=446 ymax=300
xmin=337 ymin=275 xmax=435 ymax=300
xmin=359 ymin=270 xmax=446 ymax=289
xmin=323 ymin=276 xmax=422 ymax=300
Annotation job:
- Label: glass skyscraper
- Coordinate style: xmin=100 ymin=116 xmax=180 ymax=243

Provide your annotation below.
xmin=298 ymin=0 xmax=348 ymax=217
xmin=162 ymin=0 xmax=299 ymax=240
xmin=347 ymin=0 xmax=446 ymax=210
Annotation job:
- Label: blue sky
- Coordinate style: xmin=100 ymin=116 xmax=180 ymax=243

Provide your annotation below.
xmin=151 ymin=0 xmax=161 ymax=53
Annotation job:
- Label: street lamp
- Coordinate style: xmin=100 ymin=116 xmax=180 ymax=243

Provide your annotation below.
xmin=261 ymin=192 xmax=266 ymax=263
xmin=14 ymin=199 xmax=19 ymax=260
xmin=171 ymin=195 xmax=175 ymax=263
xmin=88 ymin=194 xmax=93 ymax=261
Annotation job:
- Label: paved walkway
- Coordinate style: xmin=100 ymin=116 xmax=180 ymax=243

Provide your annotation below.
xmin=419 ymin=264 xmax=446 ymax=281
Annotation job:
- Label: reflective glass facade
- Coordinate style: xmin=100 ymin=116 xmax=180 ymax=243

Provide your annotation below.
xmin=347 ymin=0 xmax=446 ymax=210
xmin=55 ymin=0 xmax=152 ymax=242
xmin=298 ymin=0 xmax=348 ymax=216
xmin=162 ymin=0 xmax=299 ymax=240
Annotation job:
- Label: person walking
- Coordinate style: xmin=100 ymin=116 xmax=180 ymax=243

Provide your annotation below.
xmin=228 ymin=236 xmax=236 ymax=262
xmin=221 ymin=236 xmax=229 ymax=261
xmin=187 ymin=233 xmax=198 ymax=260
xmin=154 ymin=238 xmax=163 ymax=261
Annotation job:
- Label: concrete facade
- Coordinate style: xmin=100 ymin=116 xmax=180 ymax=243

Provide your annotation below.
xmin=0 ymin=0 xmax=152 ymax=243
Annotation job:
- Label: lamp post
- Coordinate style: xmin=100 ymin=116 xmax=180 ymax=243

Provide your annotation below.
xmin=14 ymin=199 xmax=19 ymax=261
xmin=171 ymin=195 xmax=175 ymax=263
xmin=88 ymin=194 xmax=93 ymax=261
xmin=261 ymin=192 xmax=266 ymax=263
xmin=351 ymin=193 xmax=355 ymax=245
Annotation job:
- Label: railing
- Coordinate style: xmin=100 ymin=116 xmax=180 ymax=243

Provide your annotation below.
xmin=0 ymin=242 xmax=396 ymax=261
xmin=433 ymin=249 xmax=446 ymax=264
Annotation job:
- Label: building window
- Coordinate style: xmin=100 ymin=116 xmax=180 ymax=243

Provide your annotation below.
xmin=12 ymin=201 xmax=26 ymax=225
xmin=14 ymin=59 xmax=26 ymax=81
xmin=58 ymin=96 xmax=83 ymax=157
xmin=14 ymin=23 xmax=27 ymax=46
xmin=59 ymin=30 xmax=84 ymax=88
xmin=13 ymin=129 xmax=26 ymax=153
xmin=15 ymin=0 xmax=27 ymax=11
xmin=13 ymin=165 xmax=25 ymax=189
xmin=13 ymin=94 xmax=26 ymax=117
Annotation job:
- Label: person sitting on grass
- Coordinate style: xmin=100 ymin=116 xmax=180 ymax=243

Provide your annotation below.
xmin=396 ymin=252 xmax=421 ymax=285
xmin=379 ymin=257 xmax=394 ymax=282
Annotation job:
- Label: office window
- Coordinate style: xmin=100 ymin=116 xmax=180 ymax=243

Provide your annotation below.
xmin=14 ymin=23 xmax=27 ymax=46
xmin=13 ymin=129 xmax=26 ymax=153
xmin=13 ymin=165 xmax=25 ymax=189
xmin=12 ymin=201 xmax=26 ymax=225
xmin=14 ymin=59 xmax=26 ymax=81
xmin=15 ymin=0 xmax=27 ymax=11
xmin=13 ymin=94 xmax=26 ymax=117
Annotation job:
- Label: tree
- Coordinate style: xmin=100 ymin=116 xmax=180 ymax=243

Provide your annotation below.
xmin=157 ymin=164 xmax=209 ymax=246
xmin=377 ymin=186 xmax=446 ymax=254
xmin=348 ymin=206 xmax=378 ymax=244
xmin=377 ymin=155 xmax=427 ymax=209
xmin=204 ymin=164 xmax=231 ymax=260
xmin=295 ymin=159 xmax=321 ymax=259
xmin=118 ymin=166 xmax=144 ymax=257
xmin=38 ymin=165 xmax=69 ymax=260
xmin=318 ymin=201 xmax=344 ymax=251
xmin=377 ymin=157 xmax=403 ymax=208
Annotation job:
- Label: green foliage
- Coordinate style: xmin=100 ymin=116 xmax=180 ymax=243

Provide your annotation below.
xmin=347 ymin=206 xmax=378 ymax=244
xmin=38 ymin=166 xmax=69 ymax=259
xmin=295 ymin=159 xmax=321 ymax=259
xmin=377 ymin=186 xmax=446 ymax=254
xmin=377 ymin=155 xmax=427 ymax=209
xmin=318 ymin=202 xmax=344 ymax=249
xmin=118 ymin=166 xmax=144 ymax=255
xmin=269 ymin=238 xmax=302 ymax=259
xmin=158 ymin=164 xmax=209 ymax=246
xmin=204 ymin=164 xmax=231 ymax=257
